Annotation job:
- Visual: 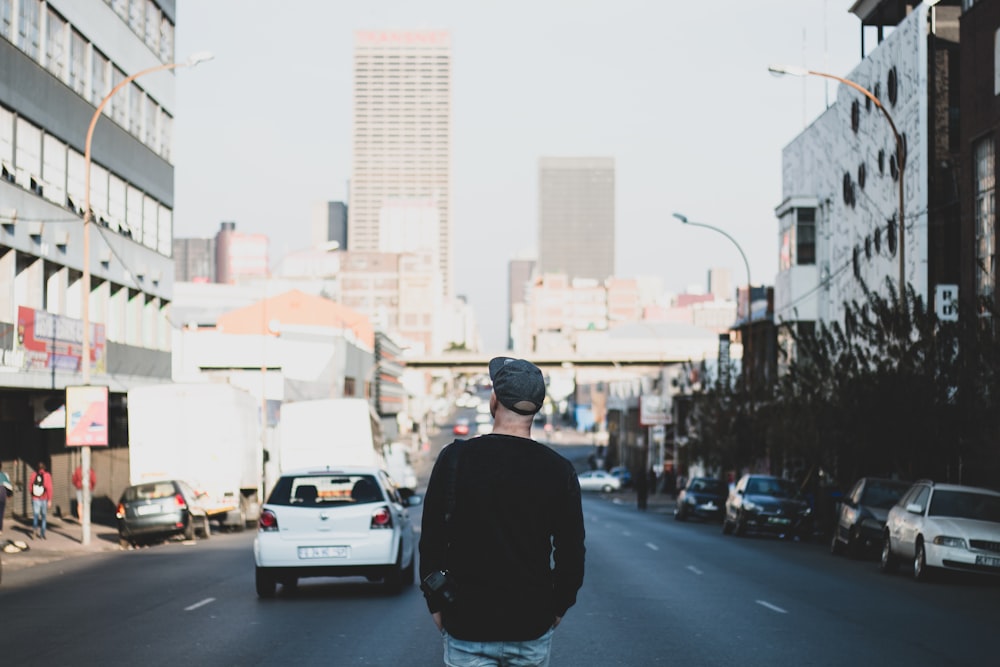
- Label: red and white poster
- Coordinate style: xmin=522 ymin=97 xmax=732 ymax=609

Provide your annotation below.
xmin=66 ymin=385 xmax=109 ymax=447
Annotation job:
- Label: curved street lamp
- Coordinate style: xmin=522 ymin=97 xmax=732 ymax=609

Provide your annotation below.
xmin=79 ymin=51 xmax=213 ymax=544
xmin=672 ymin=212 xmax=752 ymax=389
xmin=768 ymin=64 xmax=905 ymax=295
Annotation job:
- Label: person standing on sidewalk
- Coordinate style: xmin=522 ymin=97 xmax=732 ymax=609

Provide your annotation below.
xmin=0 ymin=460 xmax=12 ymax=534
xmin=30 ymin=462 xmax=53 ymax=539
xmin=421 ymin=357 xmax=586 ymax=667
xmin=72 ymin=464 xmax=96 ymax=522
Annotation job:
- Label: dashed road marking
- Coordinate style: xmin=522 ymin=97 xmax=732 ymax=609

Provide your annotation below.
xmin=756 ymin=600 xmax=787 ymax=614
xmin=687 ymin=565 xmax=703 ymax=575
xmin=185 ymin=598 xmax=216 ymax=611
xmin=645 ymin=542 xmax=659 ymax=551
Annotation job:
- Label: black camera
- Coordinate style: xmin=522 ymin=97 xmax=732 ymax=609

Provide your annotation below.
xmin=420 ymin=570 xmax=458 ymax=606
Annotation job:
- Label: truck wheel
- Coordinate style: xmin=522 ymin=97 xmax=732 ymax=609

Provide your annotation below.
xmin=183 ymin=518 xmax=195 ymax=541
xmin=256 ymin=567 xmax=277 ymax=598
xmin=200 ymin=515 xmax=212 ymax=539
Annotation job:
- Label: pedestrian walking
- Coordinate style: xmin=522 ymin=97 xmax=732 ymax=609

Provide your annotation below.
xmin=420 ymin=357 xmax=586 ymax=667
xmin=0 ymin=460 xmax=12 ymax=534
xmin=72 ymin=464 xmax=97 ymax=522
xmin=30 ymin=462 xmax=53 ymax=539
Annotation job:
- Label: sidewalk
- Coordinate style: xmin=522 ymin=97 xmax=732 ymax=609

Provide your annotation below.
xmin=2 ymin=515 xmax=122 ymax=576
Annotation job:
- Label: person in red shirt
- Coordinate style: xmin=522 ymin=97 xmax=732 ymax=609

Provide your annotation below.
xmin=72 ymin=464 xmax=97 ymax=522
xmin=31 ymin=461 xmax=53 ymax=539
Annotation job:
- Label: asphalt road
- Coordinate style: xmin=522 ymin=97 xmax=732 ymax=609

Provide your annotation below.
xmin=4 ymin=413 xmax=999 ymax=665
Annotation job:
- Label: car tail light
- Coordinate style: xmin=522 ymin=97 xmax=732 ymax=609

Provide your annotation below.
xmin=115 ymin=502 xmax=125 ymax=519
xmin=259 ymin=509 xmax=279 ymax=532
xmin=174 ymin=493 xmax=187 ymax=509
xmin=370 ymin=506 xmax=393 ymax=529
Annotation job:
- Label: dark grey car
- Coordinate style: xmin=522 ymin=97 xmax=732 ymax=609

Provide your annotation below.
xmin=116 ymin=480 xmax=211 ymax=547
xmin=722 ymin=474 xmax=813 ymax=539
xmin=830 ymin=477 xmax=911 ymax=558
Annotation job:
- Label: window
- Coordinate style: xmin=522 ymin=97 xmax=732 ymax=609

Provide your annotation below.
xmin=0 ymin=0 xmax=12 ymax=41
xmin=90 ymin=50 xmax=110 ymax=108
xmin=126 ymin=184 xmax=143 ymax=241
xmin=159 ymin=110 xmax=172 ymax=161
xmin=112 ymin=0 xmax=128 ymax=21
xmin=974 ymin=136 xmax=996 ymax=305
xmin=143 ymin=195 xmax=157 ymax=249
xmin=66 ymin=149 xmax=86 ymax=212
xmin=17 ymin=0 xmax=41 ymax=60
xmin=797 ymin=208 xmax=816 ymax=265
xmin=128 ymin=82 xmax=142 ymax=136
xmin=108 ymin=173 xmax=126 ymax=231
xmin=157 ymin=204 xmax=172 ymax=255
xmin=110 ymin=67 xmax=127 ymax=125
xmin=144 ymin=95 xmax=157 ymax=147
xmin=90 ymin=163 xmax=109 ymax=220
xmin=143 ymin=0 xmax=159 ymax=50
xmin=68 ymin=29 xmax=87 ymax=96
xmin=14 ymin=117 xmax=41 ymax=189
xmin=158 ymin=15 xmax=174 ymax=63
xmin=41 ymin=134 xmax=66 ymax=206
xmin=0 ymin=106 xmax=13 ymax=173
xmin=127 ymin=0 xmax=143 ymax=35
xmin=44 ymin=7 xmax=67 ymax=81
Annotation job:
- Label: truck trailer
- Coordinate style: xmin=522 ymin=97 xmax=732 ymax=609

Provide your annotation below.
xmin=126 ymin=382 xmax=264 ymax=529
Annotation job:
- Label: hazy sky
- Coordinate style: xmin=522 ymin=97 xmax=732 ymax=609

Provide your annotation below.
xmin=173 ymin=0 xmax=867 ymax=353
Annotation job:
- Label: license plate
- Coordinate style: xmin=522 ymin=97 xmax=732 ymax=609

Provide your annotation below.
xmin=703 ymin=502 xmax=717 ymax=510
xmin=298 ymin=546 xmax=348 ymax=560
xmin=767 ymin=517 xmax=791 ymax=525
xmin=136 ymin=504 xmax=161 ymax=516
xmin=975 ymin=554 xmax=1000 ymax=568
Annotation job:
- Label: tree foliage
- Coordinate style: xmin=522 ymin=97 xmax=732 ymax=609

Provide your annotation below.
xmin=685 ymin=280 xmax=1000 ymax=488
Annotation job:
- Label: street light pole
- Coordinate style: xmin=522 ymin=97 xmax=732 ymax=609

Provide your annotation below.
xmin=79 ymin=51 xmax=212 ymax=545
xmin=768 ymin=64 xmax=905 ymax=295
xmin=672 ymin=212 xmax=753 ymax=388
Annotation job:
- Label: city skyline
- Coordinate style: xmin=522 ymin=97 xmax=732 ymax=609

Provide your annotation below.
xmin=173 ymin=0 xmax=865 ymax=352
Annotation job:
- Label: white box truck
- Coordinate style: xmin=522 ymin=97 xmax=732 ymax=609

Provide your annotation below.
xmin=275 ymin=398 xmax=386 ymax=476
xmin=127 ymin=382 xmax=264 ymax=529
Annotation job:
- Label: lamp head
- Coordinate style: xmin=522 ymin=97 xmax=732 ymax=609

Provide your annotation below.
xmin=672 ymin=212 xmax=689 ymax=224
xmin=768 ymin=64 xmax=808 ymax=78
xmin=186 ymin=51 xmax=215 ymax=67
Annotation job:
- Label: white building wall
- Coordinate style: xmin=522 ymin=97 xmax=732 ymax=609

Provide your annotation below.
xmin=780 ymin=4 xmax=929 ymax=326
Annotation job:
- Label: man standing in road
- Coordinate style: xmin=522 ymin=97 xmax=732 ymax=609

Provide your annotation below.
xmin=420 ymin=357 xmax=586 ymax=667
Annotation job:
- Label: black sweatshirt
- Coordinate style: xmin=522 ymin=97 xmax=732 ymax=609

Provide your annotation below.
xmin=419 ymin=434 xmax=586 ymax=641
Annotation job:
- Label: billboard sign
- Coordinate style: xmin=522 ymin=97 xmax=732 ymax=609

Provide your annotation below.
xmin=66 ymin=385 xmax=109 ymax=447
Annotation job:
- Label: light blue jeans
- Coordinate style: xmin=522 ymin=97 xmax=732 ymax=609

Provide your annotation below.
xmin=443 ymin=627 xmax=554 ymax=667
xmin=32 ymin=498 xmax=48 ymax=537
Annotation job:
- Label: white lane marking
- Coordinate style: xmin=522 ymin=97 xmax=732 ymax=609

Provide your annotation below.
xmin=185 ymin=598 xmax=216 ymax=611
xmin=756 ymin=600 xmax=787 ymax=614
xmin=687 ymin=565 xmax=703 ymax=575
xmin=645 ymin=542 xmax=659 ymax=551
xmin=622 ymin=530 xmax=632 ymax=537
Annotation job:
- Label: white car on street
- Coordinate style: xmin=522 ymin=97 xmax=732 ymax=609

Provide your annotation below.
xmin=881 ymin=480 xmax=1000 ymax=581
xmin=577 ymin=470 xmax=622 ymax=493
xmin=253 ymin=466 xmax=421 ymax=597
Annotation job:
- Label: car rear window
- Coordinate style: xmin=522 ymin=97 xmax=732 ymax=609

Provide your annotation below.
xmin=124 ymin=482 xmax=176 ymax=502
xmin=267 ymin=474 xmax=384 ymax=507
xmin=691 ymin=479 xmax=726 ymax=494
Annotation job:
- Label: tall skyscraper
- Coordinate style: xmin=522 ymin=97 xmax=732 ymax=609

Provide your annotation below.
xmin=349 ymin=30 xmax=453 ymax=296
xmin=538 ymin=157 xmax=616 ymax=282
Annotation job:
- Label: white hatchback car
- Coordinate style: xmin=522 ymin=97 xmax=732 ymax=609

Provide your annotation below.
xmin=577 ymin=470 xmax=622 ymax=493
xmin=253 ymin=466 xmax=422 ymax=597
xmin=881 ymin=480 xmax=1000 ymax=581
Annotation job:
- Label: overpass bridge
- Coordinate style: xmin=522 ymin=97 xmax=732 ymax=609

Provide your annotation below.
xmin=401 ymin=351 xmax=696 ymax=372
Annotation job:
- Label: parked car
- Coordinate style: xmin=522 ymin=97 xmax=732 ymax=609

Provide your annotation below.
xmin=578 ymin=470 xmax=622 ymax=493
xmin=609 ymin=466 xmax=632 ymax=488
xmin=453 ymin=418 xmax=471 ymax=436
xmin=722 ymin=474 xmax=812 ymax=539
xmin=880 ymin=480 xmax=1000 ymax=581
xmin=675 ymin=476 xmax=728 ymax=522
xmin=116 ymin=479 xmax=211 ymax=548
xmin=830 ymin=477 xmax=911 ymax=558
xmin=253 ymin=466 xmax=422 ymax=597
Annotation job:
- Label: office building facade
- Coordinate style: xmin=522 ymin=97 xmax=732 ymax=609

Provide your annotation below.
xmin=537 ymin=157 xmax=615 ymax=282
xmin=349 ymin=30 xmax=453 ymax=297
xmin=0 ymin=0 xmax=179 ymax=510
